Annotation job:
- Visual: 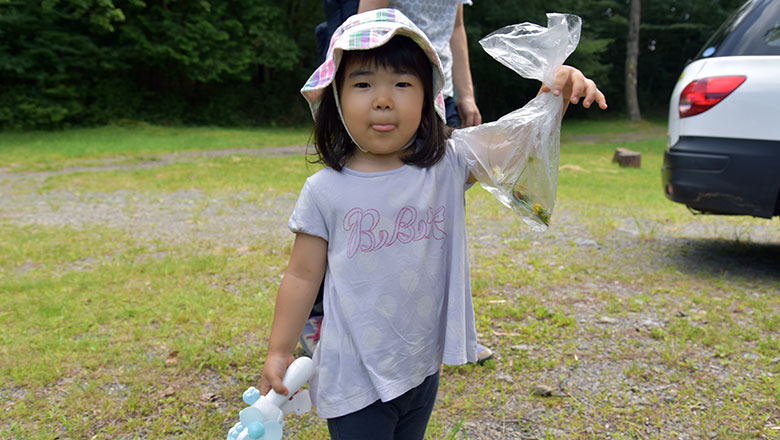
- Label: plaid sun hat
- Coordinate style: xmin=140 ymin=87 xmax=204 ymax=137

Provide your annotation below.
xmin=301 ymin=8 xmax=447 ymax=122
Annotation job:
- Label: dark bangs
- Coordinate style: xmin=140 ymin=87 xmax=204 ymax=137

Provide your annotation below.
xmin=312 ymin=35 xmax=448 ymax=171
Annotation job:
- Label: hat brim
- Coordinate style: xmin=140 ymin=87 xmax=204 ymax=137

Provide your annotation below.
xmin=301 ymin=9 xmax=447 ymax=122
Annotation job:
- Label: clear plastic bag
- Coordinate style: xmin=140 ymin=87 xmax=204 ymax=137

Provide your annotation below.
xmin=452 ymin=13 xmax=581 ymax=232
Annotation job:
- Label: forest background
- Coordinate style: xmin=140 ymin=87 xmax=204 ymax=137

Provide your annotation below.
xmin=0 ymin=0 xmax=746 ymax=130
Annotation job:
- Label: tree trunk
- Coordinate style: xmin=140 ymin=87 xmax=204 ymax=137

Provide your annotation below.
xmin=625 ymin=0 xmax=642 ymax=121
xmin=612 ymin=147 xmax=642 ymax=168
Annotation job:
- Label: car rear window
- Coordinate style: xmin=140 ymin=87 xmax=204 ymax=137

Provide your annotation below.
xmin=695 ymin=0 xmax=780 ymax=59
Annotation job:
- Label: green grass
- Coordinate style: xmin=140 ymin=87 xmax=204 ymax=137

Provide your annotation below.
xmin=557 ymin=137 xmax=680 ymax=226
xmin=1 ymin=224 xmax=287 ymax=438
xmin=2 ymin=120 xmax=779 ymax=439
xmin=0 ymin=123 xmax=313 ymax=171
xmin=39 ymin=154 xmax=322 ymax=196
xmin=561 ymin=117 xmax=665 ymax=137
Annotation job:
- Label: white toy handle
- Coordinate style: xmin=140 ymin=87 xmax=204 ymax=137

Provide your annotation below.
xmin=265 ymin=357 xmax=314 ymax=408
xmin=229 ymin=357 xmax=314 ymax=440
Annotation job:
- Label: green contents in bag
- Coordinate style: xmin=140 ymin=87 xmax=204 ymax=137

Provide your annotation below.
xmin=508 ymin=155 xmax=550 ymax=226
xmin=511 ymin=184 xmax=551 ymax=226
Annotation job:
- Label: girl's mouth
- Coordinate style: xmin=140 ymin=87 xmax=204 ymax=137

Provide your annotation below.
xmin=371 ymin=124 xmax=396 ymax=132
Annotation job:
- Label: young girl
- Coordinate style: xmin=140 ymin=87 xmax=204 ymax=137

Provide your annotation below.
xmin=260 ymin=9 xmax=606 ymax=439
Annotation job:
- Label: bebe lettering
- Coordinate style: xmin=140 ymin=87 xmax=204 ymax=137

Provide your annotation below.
xmin=343 ymin=205 xmax=447 ymax=258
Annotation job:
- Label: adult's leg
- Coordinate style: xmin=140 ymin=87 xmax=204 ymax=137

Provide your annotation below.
xmin=315 ymin=21 xmax=329 ymax=63
xmin=323 ymin=0 xmax=359 ymax=44
xmin=444 ymin=96 xmax=461 ymax=128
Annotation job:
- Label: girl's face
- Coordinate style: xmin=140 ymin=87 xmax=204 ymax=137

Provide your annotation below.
xmin=339 ymin=58 xmax=424 ymax=163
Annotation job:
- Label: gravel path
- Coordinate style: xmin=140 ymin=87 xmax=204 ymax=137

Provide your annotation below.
xmin=0 ymin=145 xmax=311 ymax=250
xmin=0 ymin=128 xmax=670 ymax=246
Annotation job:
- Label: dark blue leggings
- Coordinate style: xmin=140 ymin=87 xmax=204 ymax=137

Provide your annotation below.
xmin=327 ymin=372 xmax=440 ymax=440
xmin=444 ymin=96 xmax=461 ymax=128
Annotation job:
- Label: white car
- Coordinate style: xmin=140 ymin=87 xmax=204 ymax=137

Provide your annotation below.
xmin=662 ymin=0 xmax=780 ymax=218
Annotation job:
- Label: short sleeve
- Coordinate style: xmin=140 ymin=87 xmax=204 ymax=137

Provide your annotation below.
xmin=446 ymin=139 xmax=476 ymax=191
xmin=288 ymin=179 xmax=329 ymax=242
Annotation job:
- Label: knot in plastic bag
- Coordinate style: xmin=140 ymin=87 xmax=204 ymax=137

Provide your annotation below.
xmin=480 ymin=14 xmax=581 ymax=87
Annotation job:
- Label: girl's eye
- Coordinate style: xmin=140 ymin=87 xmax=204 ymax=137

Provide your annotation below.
xmin=396 ymin=82 xmax=412 ymax=88
xmin=355 ymin=82 xmax=370 ymax=88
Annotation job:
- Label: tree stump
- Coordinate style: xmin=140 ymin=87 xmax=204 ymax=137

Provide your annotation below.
xmin=612 ymin=148 xmax=641 ymax=168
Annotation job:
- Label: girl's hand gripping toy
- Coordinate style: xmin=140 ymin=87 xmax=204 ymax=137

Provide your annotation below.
xmin=226 ymin=357 xmax=314 ymax=440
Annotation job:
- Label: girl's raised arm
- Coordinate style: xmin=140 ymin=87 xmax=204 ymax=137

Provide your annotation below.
xmin=260 ymin=233 xmax=327 ymax=397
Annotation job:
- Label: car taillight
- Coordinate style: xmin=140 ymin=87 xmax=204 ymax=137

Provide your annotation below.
xmin=678 ymin=75 xmax=746 ymax=118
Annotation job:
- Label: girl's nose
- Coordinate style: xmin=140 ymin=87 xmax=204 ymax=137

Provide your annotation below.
xmin=373 ymin=90 xmax=393 ymax=110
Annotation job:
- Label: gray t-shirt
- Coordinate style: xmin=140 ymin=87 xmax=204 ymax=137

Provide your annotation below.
xmin=388 ymin=0 xmax=473 ymax=99
xmin=288 ymin=144 xmax=478 ymax=418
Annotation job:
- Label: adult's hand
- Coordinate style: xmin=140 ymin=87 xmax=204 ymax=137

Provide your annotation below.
xmin=457 ymin=95 xmax=482 ymax=127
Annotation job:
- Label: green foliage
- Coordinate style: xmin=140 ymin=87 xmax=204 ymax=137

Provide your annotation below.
xmin=120 ymin=1 xmax=299 ymax=82
xmin=0 ymin=0 xmax=322 ymax=129
xmin=0 ymin=0 xmax=750 ymax=128
xmin=465 ymin=1 xmax=549 ymax=121
xmin=466 ymin=0 xmax=745 ymax=120
xmin=635 ymin=0 xmax=745 ymax=111
xmin=581 ymin=0 xmax=744 ymax=114
xmin=466 ymin=0 xmax=616 ymax=121
xmin=0 ymin=0 xmax=121 ymax=127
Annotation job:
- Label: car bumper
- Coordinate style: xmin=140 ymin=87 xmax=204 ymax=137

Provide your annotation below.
xmin=662 ymin=136 xmax=780 ymax=218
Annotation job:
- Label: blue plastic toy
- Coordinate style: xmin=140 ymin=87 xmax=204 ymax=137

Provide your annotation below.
xmin=226 ymin=357 xmax=314 ymax=440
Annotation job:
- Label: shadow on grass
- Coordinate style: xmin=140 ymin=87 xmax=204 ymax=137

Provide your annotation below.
xmin=667 ymin=238 xmax=780 ymax=282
